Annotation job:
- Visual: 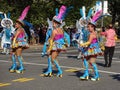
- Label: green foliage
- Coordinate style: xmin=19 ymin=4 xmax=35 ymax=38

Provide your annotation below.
xmin=108 ymin=0 xmax=120 ymax=25
xmin=0 ymin=0 xmax=119 ymax=27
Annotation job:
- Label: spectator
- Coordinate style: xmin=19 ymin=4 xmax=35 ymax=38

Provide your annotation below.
xmin=101 ymin=24 xmax=117 ymax=67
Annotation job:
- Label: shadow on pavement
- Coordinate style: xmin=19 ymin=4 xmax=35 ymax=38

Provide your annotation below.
xmin=110 ymin=74 xmax=120 ymax=81
xmin=96 ymin=62 xmax=105 ymax=67
xmin=67 ymin=70 xmax=83 ymax=78
xmin=67 ymin=55 xmax=77 ymax=59
xmin=41 ymin=68 xmax=58 ymax=75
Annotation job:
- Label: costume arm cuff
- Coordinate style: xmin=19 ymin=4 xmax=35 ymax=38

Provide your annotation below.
xmin=80 ymin=41 xmax=90 ymax=47
xmin=48 ymin=39 xmax=53 ymax=51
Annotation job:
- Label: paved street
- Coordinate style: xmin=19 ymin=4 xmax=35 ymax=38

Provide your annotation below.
xmin=0 ymin=43 xmax=120 ymax=90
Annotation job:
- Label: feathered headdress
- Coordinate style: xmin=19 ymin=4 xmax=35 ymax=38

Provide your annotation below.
xmin=0 ymin=12 xmax=13 ymax=28
xmin=16 ymin=5 xmax=30 ymax=26
xmin=47 ymin=18 xmax=53 ymax=29
xmin=90 ymin=9 xmax=102 ymax=25
xmin=78 ymin=6 xmax=93 ymax=28
xmin=24 ymin=20 xmax=33 ymax=29
xmin=53 ymin=5 xmax=73 ymax=24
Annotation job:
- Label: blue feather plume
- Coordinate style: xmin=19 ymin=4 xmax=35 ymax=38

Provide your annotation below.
xmin=24 ymin=20 xmax=33 ymax=29
xmin=62 ymin=6 xmax=73 ymax=20
xmin=7 ymin=12 xmax=11 ymax=19
xmin=80 ymin=8 xmax=84 ymax=17
xmin=0 ymin=14 xmax=4 ymax=19
xmin=55 ymin=8 xmax=59 ymax=16
xmin=87 ymin=8 xmax=93 ymax=18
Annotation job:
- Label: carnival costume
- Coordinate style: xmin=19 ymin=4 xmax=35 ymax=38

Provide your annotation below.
xmin=12 ymin=28 xmax=29 ymax=49
xmin=9 ymin=6 xmax=30 ymax=73
xmin=41 ymin=10 xmax=71 ymax=57
xmin=74 ymin=6 xmax=91 ymax=59
xmin=79 ymin=6 xmax=103 ymax=81
xmin=0 ymin=12 xmax=15 ymax=54
xmin=42 ymin=5 xmax=72 ymax=77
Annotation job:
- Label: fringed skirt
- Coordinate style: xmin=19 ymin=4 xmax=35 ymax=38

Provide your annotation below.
xmin=12 ymin=38 xmax=29 ymax=49
xmin=82 ymin=42 xmax=103 ymax=57
xmin=51 ymin=39 xmax=66 ymax=52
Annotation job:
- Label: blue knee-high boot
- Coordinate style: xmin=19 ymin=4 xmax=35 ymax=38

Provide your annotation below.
xmin=9 ymin=54 xmax=17 ymax=72
xmin=44 ymin=57 xmax=52 ymax=76
xmin=91 ymin=63 xmax=100 ymax=81
xmin=16 ymin=56 xmax=24 ymax=73
xmin=80 ymin=59 xmax=89 ymax=80
xmin=54 ymin=60 xmax=62 ymax=77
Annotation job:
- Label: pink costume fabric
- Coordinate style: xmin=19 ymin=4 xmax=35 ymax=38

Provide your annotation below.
xmin=17 ymin=32 xmax=25 ymax=39
xmin=91 ymin=38 xmax=98 ymax=44
xmin=54 ymin=34 xmax=64 ymax=41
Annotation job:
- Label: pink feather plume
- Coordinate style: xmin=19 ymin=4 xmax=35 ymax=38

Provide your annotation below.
xmin=57 ymin=5 xmax=67 ymax=19
xmin=92 ymin=10 xmax=102 ymax=22
xmin=19 ymin=5 xmax=30 ymax=20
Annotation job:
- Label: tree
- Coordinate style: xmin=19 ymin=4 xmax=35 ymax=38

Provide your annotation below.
xmin=108 ymin=0 xmax=120 ymax=26
xmin=1 ymin=0 xmax=118 ymax=27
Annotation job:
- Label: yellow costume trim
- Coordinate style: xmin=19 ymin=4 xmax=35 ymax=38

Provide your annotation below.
xmin=12 ymin=39 xmax=16 ymax=48
xmin=48 ymin=39 xmax=53 ymax=52
xmin=80 ymin=41 xmax=90 ymax=47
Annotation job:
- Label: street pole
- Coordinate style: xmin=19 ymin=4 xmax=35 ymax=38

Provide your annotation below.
xmin=101 ymin=0 xmax=104 ymax=27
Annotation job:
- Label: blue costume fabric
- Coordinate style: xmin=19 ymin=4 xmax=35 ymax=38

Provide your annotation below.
xmin=41 ymin=28 xmax=52 ymax=56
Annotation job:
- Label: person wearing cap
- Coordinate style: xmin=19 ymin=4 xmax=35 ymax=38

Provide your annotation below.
xmin=101 ymin=24 xmax=117 ymax=67
xmin=79 ymin=22 xmax=103 ymax=81
xmin=9 ymin=20 xmax=29 ymax=73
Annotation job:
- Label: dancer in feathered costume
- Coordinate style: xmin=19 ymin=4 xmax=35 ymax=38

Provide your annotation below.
xmin=73 ymin=6 xmax=91 ymax=59
xmin=9 ymin=6 xmax=30 ymax=73
xmin=79 ymin=8 xmax=103 ymax=81
xmin=0 ymin=12 xmax=15 ymax=54
xmin=41 ymin=7 xmax=71 ymax=57
xmin=41 ymin=5 xmax=71 ymax=77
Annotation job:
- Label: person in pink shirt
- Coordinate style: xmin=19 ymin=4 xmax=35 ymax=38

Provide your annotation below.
xmin=101 ymin=24 xmax=117 ymax=67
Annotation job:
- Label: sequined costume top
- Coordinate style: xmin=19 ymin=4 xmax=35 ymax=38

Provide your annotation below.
xmin=54 ymin=34 xmax=64 ymax=40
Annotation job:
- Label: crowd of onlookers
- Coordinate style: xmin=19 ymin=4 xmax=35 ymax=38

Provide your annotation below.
xmin=24 ymin=24 xmax=47 ymax=45
xmin=24 ymin=24 xmax=78 ymax=46
xmin=0 ymin=24 xmax=120 ymax=46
